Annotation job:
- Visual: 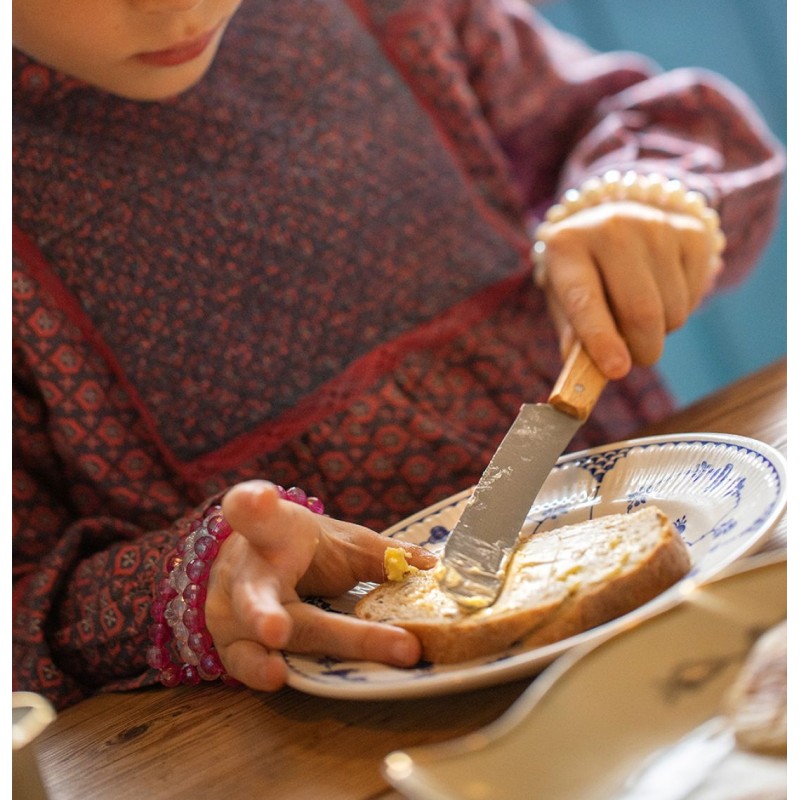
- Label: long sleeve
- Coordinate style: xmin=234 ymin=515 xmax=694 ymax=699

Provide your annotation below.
xmin=359 ymin=0 xmax=785 ymax=286
xmin=11 ymin=259 xmax=209 ymax=710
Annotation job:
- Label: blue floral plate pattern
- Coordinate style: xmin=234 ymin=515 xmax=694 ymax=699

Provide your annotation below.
xmin=284 ymin=434 xmax=786 ymax=700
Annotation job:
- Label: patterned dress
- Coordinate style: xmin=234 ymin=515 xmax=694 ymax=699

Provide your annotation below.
xmin=12 ymin=0 xmax=784 ymax=708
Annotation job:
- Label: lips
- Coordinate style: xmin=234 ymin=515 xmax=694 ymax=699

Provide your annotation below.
xmin=136 ymin=24 xmax=221 ymax=67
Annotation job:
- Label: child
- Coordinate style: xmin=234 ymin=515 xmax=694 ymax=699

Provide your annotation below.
xmin=12 ymin=0 xmax=784 ymax=708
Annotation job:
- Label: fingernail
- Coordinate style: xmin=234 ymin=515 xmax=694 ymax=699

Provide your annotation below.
xmin=407 ymin=545 xmax=437 ymax=567
xmin=604 ymin=359 xmax=626 ymax=378
xmin=603 ymin=349 xmax=631 ymax=379
xmin=391 ymin=635 xmax=421 ymax=665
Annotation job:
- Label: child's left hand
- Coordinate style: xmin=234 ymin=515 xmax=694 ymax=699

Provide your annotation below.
xmin=204 ymin=480 xmax=436 ymax=691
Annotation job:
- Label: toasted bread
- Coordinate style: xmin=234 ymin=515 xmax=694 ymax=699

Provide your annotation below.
xmin=356 ymin=506 xmax=690 ymax=663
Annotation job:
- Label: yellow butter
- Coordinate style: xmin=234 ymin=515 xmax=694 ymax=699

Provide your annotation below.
xmin=384 ymin=547 xmax=419 ymax=582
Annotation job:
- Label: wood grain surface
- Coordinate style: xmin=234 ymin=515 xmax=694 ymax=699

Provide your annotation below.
xmin=33 ymin=358 xmax=787 ymax=800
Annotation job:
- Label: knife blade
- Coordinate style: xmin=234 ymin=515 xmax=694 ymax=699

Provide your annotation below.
xmin=615 ymin=717 xmax=736 ymax=800
xmin=438 ymin=342 xmax=607 ymax=608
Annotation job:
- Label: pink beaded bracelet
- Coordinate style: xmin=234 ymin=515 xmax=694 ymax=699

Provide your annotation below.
xmin=147 ymin=485 xmax=325 ymax=688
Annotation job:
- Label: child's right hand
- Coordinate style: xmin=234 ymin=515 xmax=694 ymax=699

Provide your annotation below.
xmin=535 ymin=199 xmax=722 ymax=380
xmin=204 ymin=480 xmax=435 ymax=691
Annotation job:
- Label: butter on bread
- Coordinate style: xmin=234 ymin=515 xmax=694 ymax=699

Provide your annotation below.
xmin=356 ymin=506 xmax=690 ymax=663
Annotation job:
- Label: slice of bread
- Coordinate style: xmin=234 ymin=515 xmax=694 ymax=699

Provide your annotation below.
xmin=356 ymin=505 xmax=690 ymax=663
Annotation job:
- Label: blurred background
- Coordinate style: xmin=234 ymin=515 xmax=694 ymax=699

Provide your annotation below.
xmin=536 ymin=0 xmax=787 ymax=406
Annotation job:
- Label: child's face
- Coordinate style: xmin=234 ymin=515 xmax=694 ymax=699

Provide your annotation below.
xmin=13 ymin=0 xmax=244 ymax=100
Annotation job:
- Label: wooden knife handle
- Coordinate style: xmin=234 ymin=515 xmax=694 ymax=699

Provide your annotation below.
xmin=548 ymin=341 xmax=608 ymax=421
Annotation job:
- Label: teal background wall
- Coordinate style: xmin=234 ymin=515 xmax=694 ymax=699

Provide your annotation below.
xmin=536 ymin=0 xmax=787 ymax=406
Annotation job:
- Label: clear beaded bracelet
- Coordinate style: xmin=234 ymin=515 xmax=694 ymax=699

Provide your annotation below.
xmin=532 ymin=169 xmax=726 ymax=281
xmin=146 ymin=485 xmax=325 ymax=688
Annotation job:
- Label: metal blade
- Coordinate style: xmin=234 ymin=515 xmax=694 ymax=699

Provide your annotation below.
xmin=616 ymin=717 xmax=735 ymax=800
xmin=439 ymin=402 xmax=581 ymax=608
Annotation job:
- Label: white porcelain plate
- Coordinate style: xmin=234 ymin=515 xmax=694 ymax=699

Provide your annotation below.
xmin=284 ymin=433 xmax=786 ymax=700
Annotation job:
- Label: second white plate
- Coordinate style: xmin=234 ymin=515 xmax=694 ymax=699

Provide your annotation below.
xmin=383 ymin=556 xmax=787 ymax=800
xmin=284 ymin=433 xmax=786 ymax=700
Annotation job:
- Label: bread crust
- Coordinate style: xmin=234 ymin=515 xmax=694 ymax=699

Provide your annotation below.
xmin=356 ymin=506 xmax=690 ymax=663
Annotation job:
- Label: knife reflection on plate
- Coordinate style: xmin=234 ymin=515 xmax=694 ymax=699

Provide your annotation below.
xmin=616 ymin=717 xmax=736 ymax=800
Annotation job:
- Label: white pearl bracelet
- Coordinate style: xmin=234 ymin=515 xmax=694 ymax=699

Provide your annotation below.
xmin=532 ymin=169 xmax=726 ymax=278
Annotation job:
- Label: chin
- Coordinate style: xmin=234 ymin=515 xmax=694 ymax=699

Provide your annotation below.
xmin=113 ymin=63 xmax=216 ymax=102
xmin=80 ymin=42 xmax=220 ymax=101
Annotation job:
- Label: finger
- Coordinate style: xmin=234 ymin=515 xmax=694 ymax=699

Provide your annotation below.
xmin=640 ymin=218 xmax=692 ymax=334
xmin=286 ymin=601 xmax=422 ymax=666
xmin=639 ymin=212 xmax=712 ymax=332
xmin=537 ymin=265 xmax=577 ymax=360
xmin=653 ymin=264 xmax=691 ymax=336
xmin=595 ymin=234 xmax=670 ymax=365
xmin=679 ymin=222 xmax=717 ymax=309
xmin=392 ymin=541 xmax=438 ymax=570
xmin=543 ymin=235 xmax=631 ymax=379
xmin=207 ymin=536 xmax=295 ymax=650
xmin=326 ymin=518 xmax=438 ymax=576
xmin=604 ymin=268 xmax=666 ymax=368
xmin=217 ymin=638 xmax=288 ymax=692
xmin=222 ymin=479 xmax=320 ymax=553
xmin=296 ymin=519 xmax=436 ymax=597
xmin=228 ymin=572 xmax=294 ymax=649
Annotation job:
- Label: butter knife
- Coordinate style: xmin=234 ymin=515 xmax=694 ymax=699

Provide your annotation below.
xmin=438 ymin=342 xmax=607 ymax=608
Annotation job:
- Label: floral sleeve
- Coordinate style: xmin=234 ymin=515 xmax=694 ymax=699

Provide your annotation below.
xmin=361 ymin=0 xmax=785 ymax=285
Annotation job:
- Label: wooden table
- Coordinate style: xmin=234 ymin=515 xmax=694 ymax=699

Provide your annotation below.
xmin=34 ymin=358 xmax=787 ymax=800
